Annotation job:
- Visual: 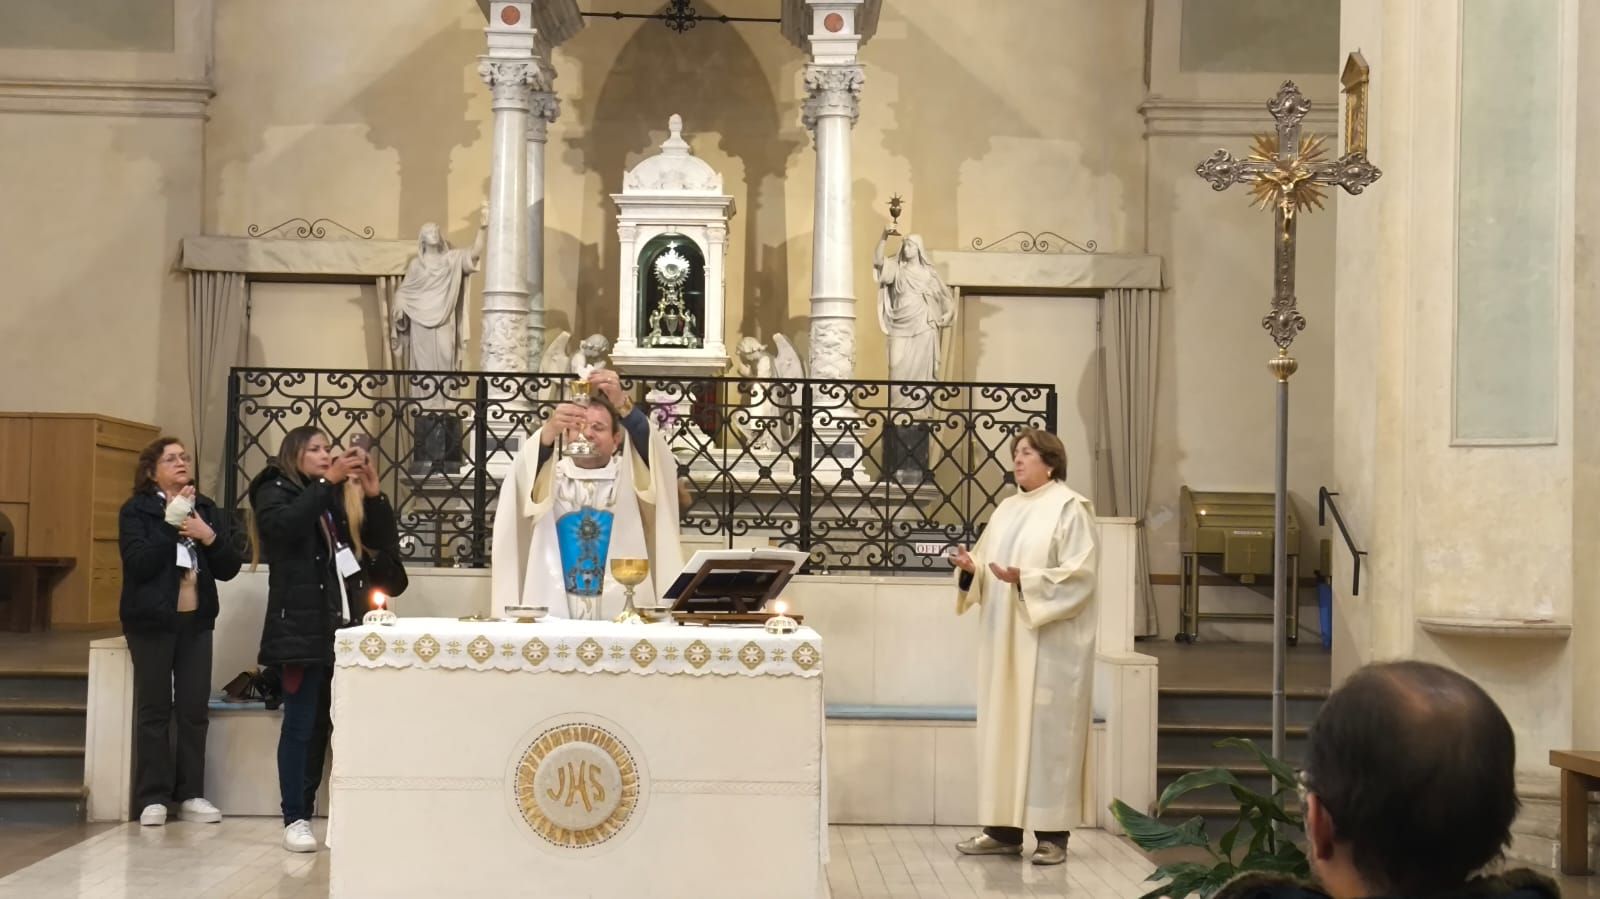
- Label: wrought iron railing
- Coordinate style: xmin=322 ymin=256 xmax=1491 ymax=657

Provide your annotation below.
xmin=223 ymin=368 xmax=1056 ymax=572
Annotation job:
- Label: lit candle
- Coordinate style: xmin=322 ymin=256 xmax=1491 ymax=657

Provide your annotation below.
xmin=765 ymin=599 xmax=798 ymax=635
xmin=773 ymin=600 xmax=787 ymax=616
xmin=364 ymin=590 xmax=396 ymax=626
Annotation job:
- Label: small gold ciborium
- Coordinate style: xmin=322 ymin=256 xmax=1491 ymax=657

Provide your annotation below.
xmin=611 ymin=558 xmax=650 ymax=624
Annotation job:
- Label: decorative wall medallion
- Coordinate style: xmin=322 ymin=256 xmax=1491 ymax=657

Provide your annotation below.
xmin=824 ymin=12 xmax=844 ymax=32
xmin=511 ymin=718 xmax=646 ymax=853
xmin=500 ymin=4 xmax=521 ymax=25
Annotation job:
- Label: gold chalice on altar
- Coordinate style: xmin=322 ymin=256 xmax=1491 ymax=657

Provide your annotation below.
xmin=611 ymin=558 xmax=650 ymax=624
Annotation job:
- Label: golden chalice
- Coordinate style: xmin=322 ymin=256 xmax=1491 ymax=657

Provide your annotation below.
xmin=611 ymin=558 xmax=650 ymax=624
xmin=565 ymin=379 xmax=595 ymax=459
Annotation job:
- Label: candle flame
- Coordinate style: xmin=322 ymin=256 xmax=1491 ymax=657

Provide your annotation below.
xmin=373 ymin=592 xmax=387 ymax=610
xmin=774 ymin=600 xmax=787 ymax=616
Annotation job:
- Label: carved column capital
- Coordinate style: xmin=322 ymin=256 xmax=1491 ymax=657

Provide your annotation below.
xmin=525 ymin=91 xmax=560 ymax=141
xmin=801 ymin=64 xmax=864 ymax=132
xmin=478 ymin=58 xmax=543 ymax=108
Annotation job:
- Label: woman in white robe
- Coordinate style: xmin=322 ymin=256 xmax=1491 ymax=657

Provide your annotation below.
xmin=950 ymin=428 xmax=1097 ymax=866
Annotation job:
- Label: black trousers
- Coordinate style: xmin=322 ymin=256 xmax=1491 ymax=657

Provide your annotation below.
xmin=984 ymin=826 xmax=1069 ymax=848
xmin=126 ymin=613 xmax=213 ymax=810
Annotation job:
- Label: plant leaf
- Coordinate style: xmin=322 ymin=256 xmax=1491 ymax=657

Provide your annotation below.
xmin=1197 ymin=862 xmax=1240 ymax=899
xmin=1111 ymin=800 xmax=1213 ymax=852
xmin=1156 ymin=767 xmax=1247 ymax=813
xmin=1142 ymin=863 xmax=1218 ymax=899
xmin=1241 ymin=841 xmax=1311 ymax=877
xmin=1215 ymin=736 xmax=1301 ymax=792
xmin=1218 ymin=818 xmax=1242 ymax=861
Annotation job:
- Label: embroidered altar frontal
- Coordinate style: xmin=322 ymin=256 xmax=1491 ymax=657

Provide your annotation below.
xmin=329 ymin=618 xmax=825 ymax=898
xmin=336 ymin=618 xmax=823 ymax=677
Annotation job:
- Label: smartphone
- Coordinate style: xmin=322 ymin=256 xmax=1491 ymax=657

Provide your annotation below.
xmin=349 ymin=433 xmax=373 ymax=453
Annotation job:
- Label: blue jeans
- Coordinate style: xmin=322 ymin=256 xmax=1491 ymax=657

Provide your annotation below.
xmin=277 ymin=664 xmax=332 ymax=825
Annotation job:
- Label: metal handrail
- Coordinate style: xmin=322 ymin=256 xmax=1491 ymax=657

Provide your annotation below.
xmin=1318 ymin=487 xmax=1367 ymax=595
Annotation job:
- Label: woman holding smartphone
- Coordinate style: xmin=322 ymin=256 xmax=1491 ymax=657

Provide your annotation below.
xmin=248 ymin=427 xmax=406 ymax=853
xmin=118 ymin=437 xmax=242 ymax=826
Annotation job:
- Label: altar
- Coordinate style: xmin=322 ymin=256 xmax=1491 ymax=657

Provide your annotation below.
xmin=327 ymin=617 xmax=825 ymax=898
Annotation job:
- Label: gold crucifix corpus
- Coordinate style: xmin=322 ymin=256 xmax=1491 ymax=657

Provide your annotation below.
xmin=1195 ymin=63 xmax=1382 ymax=350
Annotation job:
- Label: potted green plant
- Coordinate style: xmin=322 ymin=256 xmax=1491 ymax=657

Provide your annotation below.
xmin=1110 ymin=738 xmax=1311 ymax=899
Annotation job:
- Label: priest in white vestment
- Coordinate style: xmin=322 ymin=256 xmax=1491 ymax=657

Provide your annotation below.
xmin=950 ymin=427 xmax=1097 ymax=867
xmin=490 ymin=370 xmax=684 ymax=620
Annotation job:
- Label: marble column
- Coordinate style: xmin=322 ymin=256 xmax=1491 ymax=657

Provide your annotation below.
xmin=526 ymin=84 xmax=559 ymax=364
xmin=802 ymin=63 xmax=864 ymax=380
xmin=477 ymin=57 xmax=540 ymax=372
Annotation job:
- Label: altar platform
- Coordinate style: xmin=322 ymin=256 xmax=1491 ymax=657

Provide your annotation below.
xmin=328 ymin=617 xmax=824 ymax=898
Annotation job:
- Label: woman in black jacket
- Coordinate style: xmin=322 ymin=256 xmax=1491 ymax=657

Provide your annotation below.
xmin=119 ymin=437 xmax=242 ymax=827
xmin=248 ymin=425 xmax=406 ymax=853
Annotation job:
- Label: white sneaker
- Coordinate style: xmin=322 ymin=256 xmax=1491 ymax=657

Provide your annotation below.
xmin=283 ymin=819 xmax=317 ymax=853
xmin=177 ymin=798 xmax=222 ymax=823
xmin=139 ymin=803 xmax=167 ymax=826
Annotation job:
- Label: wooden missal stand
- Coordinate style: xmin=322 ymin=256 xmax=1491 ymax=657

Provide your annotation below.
xmin=664 ymin=549 xmax=808 ymax=625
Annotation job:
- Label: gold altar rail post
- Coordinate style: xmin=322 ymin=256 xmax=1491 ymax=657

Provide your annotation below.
xmin=1193 ymin=54 xmax=1380 ymax=761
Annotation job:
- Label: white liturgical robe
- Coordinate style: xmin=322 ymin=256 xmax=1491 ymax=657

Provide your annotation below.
xmin=956 ymin=479 xmax=1098 ymax=831
xmin=490 ymin=418 xmax=684 ymax=620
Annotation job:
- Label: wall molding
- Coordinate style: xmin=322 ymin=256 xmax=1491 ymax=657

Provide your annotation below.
xmin=1140 ymin=95 xmax=1338 ymax=139
xmin=0 ymin=78 xmax=212 ymax=120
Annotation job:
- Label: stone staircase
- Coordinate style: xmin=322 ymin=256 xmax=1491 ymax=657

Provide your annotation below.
xmin=0 ymin=667 xmax=89 ymax=824
xmin=1155 ymin=684 xmax=1327 ymax=831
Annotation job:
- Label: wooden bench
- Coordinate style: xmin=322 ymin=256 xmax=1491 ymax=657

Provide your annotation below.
xmin=1551 ymin=749 xmax=1600 ymax=874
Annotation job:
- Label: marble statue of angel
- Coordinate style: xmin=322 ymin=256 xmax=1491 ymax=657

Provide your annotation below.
xmin=537 ymin=330 xmax=572 ymax=402
xmin=771 ymin=334 xmax=806 ymax=445
xmin=735 ymin=336 xmax=780 ymax=453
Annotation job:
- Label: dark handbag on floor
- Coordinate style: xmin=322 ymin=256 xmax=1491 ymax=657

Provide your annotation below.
xmin=221 ymin=666 xmax=282 ymax=710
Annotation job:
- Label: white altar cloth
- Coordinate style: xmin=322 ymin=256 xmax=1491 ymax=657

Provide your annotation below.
xmin=328 ymin=618 xmax=824 ymax=898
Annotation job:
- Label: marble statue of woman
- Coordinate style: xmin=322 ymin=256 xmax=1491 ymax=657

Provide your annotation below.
xmin=875 ymin=229 xmax=954 ymax=397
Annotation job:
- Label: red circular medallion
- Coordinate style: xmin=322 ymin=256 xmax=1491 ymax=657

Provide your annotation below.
xmin=501 ymin=5 xmax=522 ymax=26
xmin=824 ymin=12 xmax=844 ymax=32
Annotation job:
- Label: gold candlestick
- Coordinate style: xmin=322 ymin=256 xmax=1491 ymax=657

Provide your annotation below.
xmin=611 ymin=558 xmax=650 ymax=624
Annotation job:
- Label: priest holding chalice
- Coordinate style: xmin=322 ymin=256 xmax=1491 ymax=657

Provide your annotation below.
xmin=491 ymin=367 xmax=684 ymax=621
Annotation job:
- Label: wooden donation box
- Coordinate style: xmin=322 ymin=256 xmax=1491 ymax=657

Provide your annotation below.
xmin=1176 ymin=487 xmax=1301 ymax=644
xmin=329 ymin=618 xmax=825 ymax=898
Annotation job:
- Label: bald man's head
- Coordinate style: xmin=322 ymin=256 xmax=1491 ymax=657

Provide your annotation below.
xmin=1303 ymin=661 xmax=1518 ymax=896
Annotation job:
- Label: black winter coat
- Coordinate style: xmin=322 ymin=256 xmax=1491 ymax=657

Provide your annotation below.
xmin=249 ymin=466 xmax=408 ymax=667
xmin=118 ymin=491 xmax=243 ymax=634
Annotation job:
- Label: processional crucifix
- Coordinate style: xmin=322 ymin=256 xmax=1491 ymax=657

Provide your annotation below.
xmin=1194 ymin=54 xmax=1381 ymax=761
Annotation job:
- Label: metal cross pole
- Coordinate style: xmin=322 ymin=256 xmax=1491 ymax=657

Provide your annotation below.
xmin=1193 ymin=71 xmax=1381 ymax=762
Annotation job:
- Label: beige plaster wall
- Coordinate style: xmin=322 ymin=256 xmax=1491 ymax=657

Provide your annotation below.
xmin=1141 ymin=0 xmax=1341 ymax=638
xmin=0 ymin=0 xmax=209 ymax=437
xmin=204 ymin=0 xmax=1147 ymax=380
xmin=1337 ymin=1 xmax=1582 ymax=834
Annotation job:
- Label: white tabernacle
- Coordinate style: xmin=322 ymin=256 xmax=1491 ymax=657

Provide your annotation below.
xmin=327 ymin=618 xmax=825 ymax=898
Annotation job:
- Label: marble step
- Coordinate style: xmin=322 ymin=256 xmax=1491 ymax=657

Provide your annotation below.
xmin=0 ymin=700 xmax=89 ymax=745
xmin=0 ymin=780 xmax=86 ymax=825
xmin=0 ymin=740 xmax=86 ymax=782
xmin=0 ymin=671 xmax=89 ymax=704
xmin=1156 ymin=722 xmax=1309 ymax=766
